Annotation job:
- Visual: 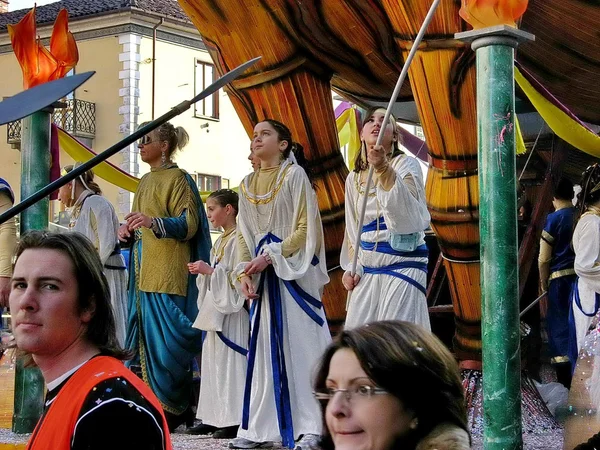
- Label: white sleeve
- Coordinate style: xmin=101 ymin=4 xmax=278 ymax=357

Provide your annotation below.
xmin=210 ymin=237 xmax=245 ymax=314
xmin=340 ymin=173 xmax=363 ymax=276
xmin=377 ymin=156 xmax=430 ymax=234
xmin=260 ymin=168 xmax=329 ymax=286
xmin=89 ymin=197 xmax=119 ymax=264
xmin=574 ymin=215 xmax=600 ymax=293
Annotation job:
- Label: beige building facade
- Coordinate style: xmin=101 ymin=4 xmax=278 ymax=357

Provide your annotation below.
xmin=0 ymin=2 xmax=251 ymax=222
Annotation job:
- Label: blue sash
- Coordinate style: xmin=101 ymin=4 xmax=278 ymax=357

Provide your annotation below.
xmin=217 ymin=331 xmax=248 ymax=356
xmin=362 ymin=217 xmax=387 ymax=233
xmin=363 ymin=261 xmax=428 ymax=295
xmin=0 ymin=178 xmax=14 ymax=204
xmin=361 ymin=217 xmax=428 ymax=257
xmin=241 ymin=232 xmax=323 ymax=448
xmin=568 ymin=278 xmax=600 ymax=371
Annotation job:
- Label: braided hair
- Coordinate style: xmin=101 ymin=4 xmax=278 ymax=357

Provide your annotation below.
xmin=208 ymin=189 xmax=239 ymax=215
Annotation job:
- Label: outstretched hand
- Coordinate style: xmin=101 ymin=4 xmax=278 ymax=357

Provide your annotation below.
xmin=188 ymin=260 xmax=214 ymax=275
xmin=125 ymin=212 xmax=152 ymax=231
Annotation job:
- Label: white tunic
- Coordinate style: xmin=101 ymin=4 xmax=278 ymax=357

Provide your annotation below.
xmin=235 ymin=161 xmax=331 ymax=444
xmin=193 ymin=229 xmax=249 ymax=427
xmin=572 ymin=213 xmax=600 ymax=353
xmin=70 ymin=190 xmax=128 ymax=346
xmin=341 ymin=154 xmax=431 ymax=330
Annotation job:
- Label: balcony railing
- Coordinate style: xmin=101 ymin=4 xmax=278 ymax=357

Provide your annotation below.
xmin=7 ymin=99 xmax=96 ymax=145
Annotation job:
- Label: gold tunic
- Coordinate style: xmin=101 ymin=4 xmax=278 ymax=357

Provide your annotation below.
xmin=133 ymin=166 xmax=199 ymax=296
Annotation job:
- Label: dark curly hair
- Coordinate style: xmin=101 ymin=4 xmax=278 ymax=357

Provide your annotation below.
xmin=314 ymin=321 xmax=469 ymax=450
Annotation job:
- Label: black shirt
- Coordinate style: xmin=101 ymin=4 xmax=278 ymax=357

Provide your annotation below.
xmin=37 ymin=369 xmax=166 ymax=450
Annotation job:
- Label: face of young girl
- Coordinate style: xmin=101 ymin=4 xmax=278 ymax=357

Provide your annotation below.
xmin=360 ymin=109 xmax=396 ymax=148
xmin=252 ymin=121 xmax=286 ymax=162
xmin=206 ymin=198 xmax=229 ymax=229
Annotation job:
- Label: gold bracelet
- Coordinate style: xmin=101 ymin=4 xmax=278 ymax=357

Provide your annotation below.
xmin=236 ymin=272 xmax=250 ymax=282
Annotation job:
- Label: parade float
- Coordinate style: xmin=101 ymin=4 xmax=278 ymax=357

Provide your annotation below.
xmin=1 ymin=0 xmax=600 ymax=448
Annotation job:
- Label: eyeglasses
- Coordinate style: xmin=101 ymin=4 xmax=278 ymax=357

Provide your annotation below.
xmin=138 ymin=135 xmax=155 ymax=146
xmin=313 ymin=385 xmax=388 ymax=403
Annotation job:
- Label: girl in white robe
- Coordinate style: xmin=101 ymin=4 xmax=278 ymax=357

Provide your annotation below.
xmin=189 ymin=189 xmax=249 ymax=438
xmin=231 ymin=119 xmax=331 ymax=450
xmin=341 ymin=107 xmax=431 ymax=330
xmin=58 ymin=165 xmax=128 ymax=346
xmin=570 ymin=164 xmax=600 ymax=363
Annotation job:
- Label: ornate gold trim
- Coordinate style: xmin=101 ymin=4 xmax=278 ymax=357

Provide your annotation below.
xmin=549 ymin=268 xmax=576 ymax=281
xmin=241 ymin=164 xmax=292 ymax=205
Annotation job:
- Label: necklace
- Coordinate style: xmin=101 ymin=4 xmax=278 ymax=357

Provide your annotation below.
xmin=213 ymin=226 xmax=236 ymax=264
xmin=246 ymin=164 xmax=291 ymax=233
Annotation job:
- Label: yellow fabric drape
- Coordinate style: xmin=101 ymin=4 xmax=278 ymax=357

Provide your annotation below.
xmin=336 ymin=107 xmax=361 ymax=170
xmin=515 ymin=67 xmax=600 ymax=157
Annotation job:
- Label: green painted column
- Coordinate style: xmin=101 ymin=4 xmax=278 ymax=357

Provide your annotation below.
xmin=477 ymin=41 xmax=522 ymax=450
xmin=12 ymin=110 xmax=50 ymax=433
xmin=456 ymin=25 xmax=534 ymax=450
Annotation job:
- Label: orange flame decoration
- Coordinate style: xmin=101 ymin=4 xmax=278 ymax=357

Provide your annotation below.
xmin=7 ymin=7 xmax=78 ymax=89
xmin=459 ymin=0 xmax=529 ymax=30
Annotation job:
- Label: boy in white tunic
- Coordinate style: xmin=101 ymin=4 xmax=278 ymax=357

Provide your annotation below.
xmin=231 ymin=119 xmax=331 ymax=450
xmin=341 ymin=107 xmax=431 ymax=330
xmin=58 ymin=164 xmax=128 ymax=346
xmin=188 ymin=189 xmax=249 ymax=438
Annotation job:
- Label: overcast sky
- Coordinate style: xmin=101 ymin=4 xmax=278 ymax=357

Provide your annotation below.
xmin=9 ymin=0 xmax=57 ymax=12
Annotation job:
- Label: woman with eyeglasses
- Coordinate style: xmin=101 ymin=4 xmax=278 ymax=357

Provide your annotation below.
xmin=57 ymin=164 xmax=128 ymax=347
xmin=118 ymin=122 xmax=212 ymax=431
xmin=313 ymin=321 xmax=470 ymax=450
xmin=341 ymin=107 xmax=431 ymax=330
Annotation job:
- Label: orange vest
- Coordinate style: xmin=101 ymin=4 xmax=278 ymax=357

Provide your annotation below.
xmin=26 ymin=356 xmax=172 ymax=450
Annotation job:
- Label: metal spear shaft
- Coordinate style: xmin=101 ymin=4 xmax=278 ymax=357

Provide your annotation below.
xmin=0 ymin=56 xmax=261 ymax=225
xmin=347 ymin=0 xmax=441 ymax=301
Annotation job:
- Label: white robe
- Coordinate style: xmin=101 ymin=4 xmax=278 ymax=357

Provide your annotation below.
xmin=341 ymin=154 xmax=431 ymax=330
xmin=193 ymin=229 xmax=249 ymax=427
xmin=235 ymin=161 xmax=331 ymax=444
xmin=572 ymin=213 xmax=600 ymax=353
xmin=70 ymin=190 xmax=128 ymax=346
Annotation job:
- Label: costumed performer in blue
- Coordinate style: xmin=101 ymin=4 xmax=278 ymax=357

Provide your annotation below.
xmin=118 ymin=121 xmax=211 ymax=431
xmin=341 ymin=107 xmax=431 ymax=330
xmin=538 ymin=177 xmax=576 ymax=386
xmin=230 ymin=119 xmax=331 ymax=450
xmin=188 ymin=189 xmax=249 ymax=438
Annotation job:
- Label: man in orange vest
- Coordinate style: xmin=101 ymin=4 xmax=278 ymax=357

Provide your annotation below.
xmin=9 ymin=230 xmax=172 ymax=450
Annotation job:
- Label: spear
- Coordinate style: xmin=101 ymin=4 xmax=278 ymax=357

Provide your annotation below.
xmin=0 ymin=56 xmax=262 ymax=225
xmin=347 ymin=0 xmax=441 ymax=306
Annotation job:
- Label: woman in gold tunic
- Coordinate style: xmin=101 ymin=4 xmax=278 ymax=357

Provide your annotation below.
xmin=118 ymin=122 xmax=211 ymax=430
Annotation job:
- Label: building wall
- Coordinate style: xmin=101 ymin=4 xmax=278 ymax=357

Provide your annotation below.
xmin=0 ymin=35 xmax=124 ymax=220
xmin=0 ymin=17 xmax=251 ymax=223
xmin=137 ymin=37 xmax=251 ymax=187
